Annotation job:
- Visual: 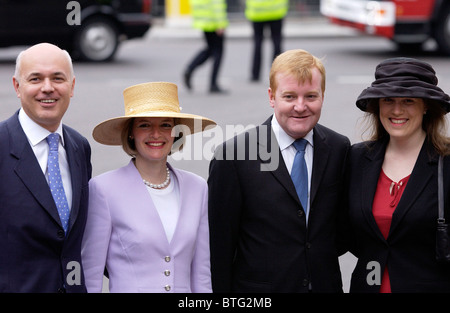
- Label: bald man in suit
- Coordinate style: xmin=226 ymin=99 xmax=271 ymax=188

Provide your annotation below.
xmin=0 ymin=43 xmax=92 ymax=292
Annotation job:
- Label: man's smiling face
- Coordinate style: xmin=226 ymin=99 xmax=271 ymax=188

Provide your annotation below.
xmin=13 ymin=43 xmax=75 ymax=132
xmin=269 ymin=69 xmax=323 ymax=139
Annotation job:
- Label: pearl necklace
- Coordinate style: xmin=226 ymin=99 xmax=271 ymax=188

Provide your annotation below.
xmin=143 ymin=167 xmax=170 ymax=189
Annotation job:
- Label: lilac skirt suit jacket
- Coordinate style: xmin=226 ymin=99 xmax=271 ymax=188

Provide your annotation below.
xmin=81 ymin=160 xmax=212 ymax=293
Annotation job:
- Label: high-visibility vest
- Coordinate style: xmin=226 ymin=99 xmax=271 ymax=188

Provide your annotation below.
xmin=245 ymin=0 xmax=288 ymax=22
xmin=190 ymin=0 xmax=228 ymax=32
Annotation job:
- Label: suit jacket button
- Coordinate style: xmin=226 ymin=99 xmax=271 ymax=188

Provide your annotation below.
xmin=297 ymin=210 xmax=304 ymax=217
xmin=57 ymin=230 xmax=65 ymax=238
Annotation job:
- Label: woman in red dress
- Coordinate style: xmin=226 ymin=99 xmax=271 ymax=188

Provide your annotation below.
xmin=346 ymin=57 xmax=450 ymax=292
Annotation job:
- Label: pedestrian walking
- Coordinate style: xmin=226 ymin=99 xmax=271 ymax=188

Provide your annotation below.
xmin=183 ymin=0 xmax=229 ymax=93
xmin=245 ymin=0 xmax=288 ymax=82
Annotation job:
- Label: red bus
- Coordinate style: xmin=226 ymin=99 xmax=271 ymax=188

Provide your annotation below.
xmin=320 ymin=0 xmax=450 ymax=54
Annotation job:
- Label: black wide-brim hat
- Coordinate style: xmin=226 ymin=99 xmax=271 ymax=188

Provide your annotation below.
xmin=356 ymin=57 xmax=450 ymax=113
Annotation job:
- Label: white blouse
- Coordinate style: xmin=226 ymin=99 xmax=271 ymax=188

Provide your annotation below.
xmin=146 ymin=170 xmax=180 ymax=243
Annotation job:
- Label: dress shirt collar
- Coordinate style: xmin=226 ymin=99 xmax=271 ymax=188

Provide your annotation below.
xmin=270 ymin=114 xmax=314 ymax=150
xmin=18 ymin=108 xmax=65 ymax=146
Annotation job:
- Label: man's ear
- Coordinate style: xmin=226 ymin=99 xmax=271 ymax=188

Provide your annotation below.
xmin=12 ymin=77 xmax=21 ymax=98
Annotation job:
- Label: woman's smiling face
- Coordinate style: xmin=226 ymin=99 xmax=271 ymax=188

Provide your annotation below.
xmin=379 ymin=97 xmax=426 ymax=141
xmin=132 ymin=117 xmax=175 ymax=161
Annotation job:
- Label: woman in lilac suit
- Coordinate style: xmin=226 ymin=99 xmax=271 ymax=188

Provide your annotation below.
xmin=82 ymin=82 xmax=216 ymax=293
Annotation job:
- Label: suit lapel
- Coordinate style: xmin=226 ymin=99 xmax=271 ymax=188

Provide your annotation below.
xmin=7 ymin=114 xmax=63 ymax=228
xmin=257 ymin=118 xmax=299 ymax=204
xmin=168 ymin=165 xmax=187 ymax=250
xmin=257 ymin=119 xmax=338 ymax=207
xmin=126 ymin=161 xmax=171 ymax=248
xmin=310 ymin=125 xmax=330 ymax=206
xmin=63 ymin=127 xmax=82 ymax=232
xmin=389 ymin=141 xmax=437 ymax=237
xmin=358 ymin=140 xmax=436 ymax=240
xmin=360 ymin=140 xmax=388 ymax=241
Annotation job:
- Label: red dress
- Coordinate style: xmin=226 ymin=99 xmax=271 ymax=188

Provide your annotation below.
xmin=372 ymin=169 xmax=410 ymax=293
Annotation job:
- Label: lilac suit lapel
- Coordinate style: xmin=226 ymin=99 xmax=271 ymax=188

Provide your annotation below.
xmin=163 ymin=164 xmax=194 ymax=250
xmin=123 ymin=160 xmax=172 ymax=247
xmin=168 ymin=164 xmax=182 ymax=248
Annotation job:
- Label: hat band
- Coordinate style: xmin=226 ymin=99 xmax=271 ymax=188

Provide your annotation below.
xmin=125 ymin=101 xmax=180 ymax=116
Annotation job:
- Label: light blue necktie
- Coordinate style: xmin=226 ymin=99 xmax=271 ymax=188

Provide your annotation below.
xmin=46 ymin=133 xmax=70 ymax=233
xmin=291 ymin=139 xmax=308 ymax=213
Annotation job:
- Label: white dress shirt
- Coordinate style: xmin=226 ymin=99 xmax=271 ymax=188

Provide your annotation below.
xmin=271 ymin=114 xmax=313 ymax=220
xmin=18 ymin=108 xmax=72 ymax=211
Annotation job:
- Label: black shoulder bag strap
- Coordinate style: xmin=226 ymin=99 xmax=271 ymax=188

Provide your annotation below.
xmin=436 ymin=155 xmax=450 ymax=262
xmin=439 ymin=155 xmax=445 ymax=224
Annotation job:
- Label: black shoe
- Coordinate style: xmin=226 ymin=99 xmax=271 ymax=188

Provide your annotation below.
xmin=209 ymin=85 xmax=228 ymax=94
xmin=184 ymin=71 xmax=192 ymax=90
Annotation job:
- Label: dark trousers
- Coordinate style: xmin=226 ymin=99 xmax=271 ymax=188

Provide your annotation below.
xmin=251 ymin=19 xmax=283 ymax=81
xmin=186 ymin=31 xmax=224 ymax=88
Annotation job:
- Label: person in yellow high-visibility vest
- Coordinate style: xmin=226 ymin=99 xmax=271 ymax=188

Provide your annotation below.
xmin=245 ymin=0 xmax=288 ymax=82
xmin=183 ymin=0 xmax=229 ymax=93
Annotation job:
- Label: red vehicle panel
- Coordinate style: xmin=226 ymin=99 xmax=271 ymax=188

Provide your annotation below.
xmin=321 ymin=0 xmax=450 ymax=54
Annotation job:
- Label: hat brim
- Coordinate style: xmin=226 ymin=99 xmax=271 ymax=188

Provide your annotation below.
xmin=356 ymin=58 xmax=450 ymax=113
xmin=93 ymin=112 xmax=217 ymax=145
xmin=356 ymin=82 xmax=450 ymax=113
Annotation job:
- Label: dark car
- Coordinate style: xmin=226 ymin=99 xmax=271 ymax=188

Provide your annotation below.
xmin=0 ymin=0 xmax=151 ymax=61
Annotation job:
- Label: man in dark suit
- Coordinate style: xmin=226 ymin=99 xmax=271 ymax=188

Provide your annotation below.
xmin=208 ymin=49 xmax=350 ymax=292
xmin=0 ymin=43 xmax=92 ymax=292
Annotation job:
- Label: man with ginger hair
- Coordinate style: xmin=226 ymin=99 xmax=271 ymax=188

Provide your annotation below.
xmin=208 ymin=49 xmax=350 ymax=292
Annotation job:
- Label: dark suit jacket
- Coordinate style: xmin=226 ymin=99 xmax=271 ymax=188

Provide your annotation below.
xmin=208 ymin=117 xmax=350 ymax=292
xmin=347 ymin=139 xmax=450 ymax=292
xmin=0 ymin=111 xmax=92 ymax=293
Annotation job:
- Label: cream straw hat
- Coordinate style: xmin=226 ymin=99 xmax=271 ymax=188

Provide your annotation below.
xmin=93 ymin=82 xmax=216 ymax=145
